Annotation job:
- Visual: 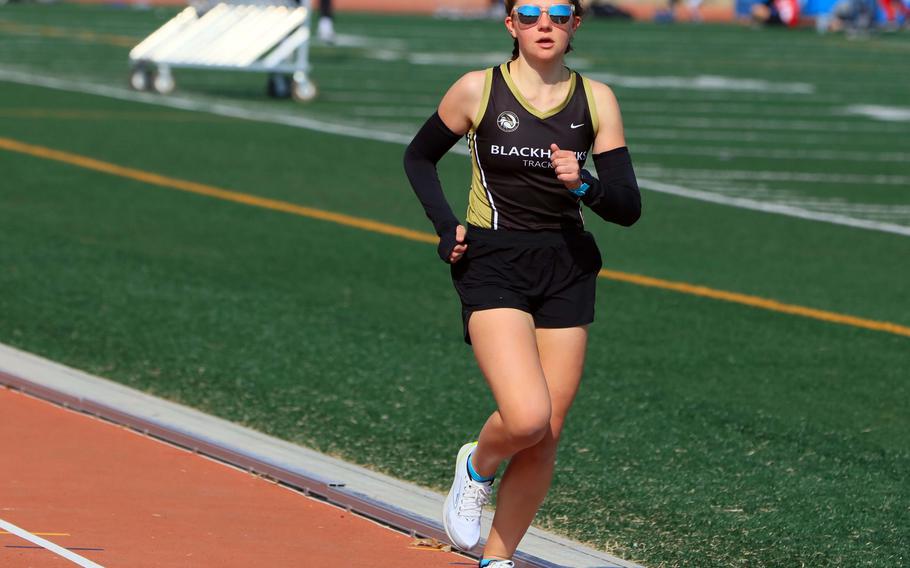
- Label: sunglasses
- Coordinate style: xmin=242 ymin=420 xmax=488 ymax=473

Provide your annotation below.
xmin=513 ymin=4 xmax=575 ymax=25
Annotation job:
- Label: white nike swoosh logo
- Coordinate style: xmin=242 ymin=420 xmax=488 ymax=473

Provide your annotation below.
xmin=570 ymin=123 xmax=584 ymax=129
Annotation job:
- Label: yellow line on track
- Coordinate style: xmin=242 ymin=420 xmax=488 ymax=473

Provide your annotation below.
xmin=599 ymin=269 xmax=910 ymax=337
xmin=0 ymin=20 xmax=136 ymax=48
xmin=0 ymin=109 xmax=230 ymax=123
xmin=1 ymin=136 xmax=908 ymax=339
xmin=0 ymin=137 xmax=435 ymax=245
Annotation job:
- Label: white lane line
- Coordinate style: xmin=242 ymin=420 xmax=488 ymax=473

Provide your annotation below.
xmin=843 ymin=104 xmax=910 ymax=122
xmin=690 ymin=181 xmax=910 ymax=221
xmin=622 ymin=100 xmax=840 ymax=117
xmin=398 ymin=51 xmax=593 ymax=69
xmin=1 ymin=66 xmax=908 ymax=238
xmin=629 ymin=115 xmax=907 ymax=133
xmin=634 ymin=144 xmax=910 ymax=163
xmin=350 ymin=105 xmax=437 ymax=118
xmin=0 ymin=518 xmax=104 ymax=568
xmin=617 ymin=90 xmax=845 ymax=104
xmin=783 ymin=202 xmax=910 ymax=215
xmin=638 ymin=166 xmax=910 ymax=186
xmin=0 ymin=66 xmax=417 ymax=145
xmin=330 ymin=33 xmax=408 ymax=49
xmin=587 ymin=72 xmax=815 ymax=94
xmin=632 ymin=127 xmax=853 ymax=145
xmin=320 ymin=91 xmax=440 ymax=105
xmin=638 ymin=178 xmax=910 ymax=237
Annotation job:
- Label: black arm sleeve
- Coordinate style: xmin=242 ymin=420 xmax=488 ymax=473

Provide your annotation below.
xmin=403 ymin=112 xmax=464 ymax=262
xmin=579 ymin=146 xmax=642 ymax=227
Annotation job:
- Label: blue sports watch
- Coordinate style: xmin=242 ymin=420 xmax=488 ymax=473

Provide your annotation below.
xmin=570 ymin=169 xmax=595 ymax=197
xmin=569 ymin=181 xmax=589 ymax=197
xmin=569 ymin=169 xmax=594 ymax=197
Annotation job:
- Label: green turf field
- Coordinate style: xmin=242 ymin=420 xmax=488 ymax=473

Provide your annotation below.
xmin=0 ymin=4 xmax=908 ymax=566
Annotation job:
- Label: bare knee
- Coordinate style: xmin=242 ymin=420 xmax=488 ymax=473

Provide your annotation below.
xmin=519 ymin=417 xmax=566 ymax=463
xmin=502 ymin=407 xmax=551 ymax=448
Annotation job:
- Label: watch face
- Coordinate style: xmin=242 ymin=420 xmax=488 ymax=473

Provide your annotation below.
xmin=571 ymin=182 xmax=589 ymax=197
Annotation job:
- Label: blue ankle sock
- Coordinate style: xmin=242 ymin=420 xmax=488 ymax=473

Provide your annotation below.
xmin=467 ymin=452 xmax=494 ymax=483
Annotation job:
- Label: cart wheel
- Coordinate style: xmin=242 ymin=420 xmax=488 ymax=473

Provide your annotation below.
xmin=267 ymin=73 xmax=292 ymax=99
xmin=152 ymin=68 xmax=175 ymax=95
xmin=291 ymin=78 xmax=318 ymax=102
xmin=129 ymin=66 xmax=152 ymax=91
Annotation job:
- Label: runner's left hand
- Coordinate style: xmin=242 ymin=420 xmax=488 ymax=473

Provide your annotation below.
xmin=550 ymin=144 xmax=581 ymax=191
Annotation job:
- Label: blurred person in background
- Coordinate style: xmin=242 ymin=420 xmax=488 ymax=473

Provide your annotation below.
xmin=317 ymin=0 xmax=335 ymax=43
xmin=752 ymin=0 xmax=800 ymax=26
xmin=878 ymin=0 xmax=909 ymax=28
xmin=817 ymin=0 xmax=879 ymax=33
xmin=662 ymin=0 xmax=705 ymax=22
xmin=403 ymin=1 xmax=640 ymax=566
xmin=686 ymin=0 xmax=705 ymax=21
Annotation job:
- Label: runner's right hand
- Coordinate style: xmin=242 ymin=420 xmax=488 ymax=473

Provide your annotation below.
xmin=438 ymin=224 xmax=468 ymax=263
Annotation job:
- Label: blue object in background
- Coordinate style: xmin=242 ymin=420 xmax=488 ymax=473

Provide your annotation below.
xmin=802 ymin=0 xmax=839 ymax=15
xmin=736 ymin=0 xmax=895 ymax=21
xmin=735 ymin=0 xmax=757 ymax=17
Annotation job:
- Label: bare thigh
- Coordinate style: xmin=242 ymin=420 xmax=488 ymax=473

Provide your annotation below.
xmin=468 ymin=309 xmax=552 ymax=430
xmin=535 ymin=325 xmax=589 ymax=430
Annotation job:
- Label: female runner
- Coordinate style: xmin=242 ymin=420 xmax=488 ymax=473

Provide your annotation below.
xmin=403 ymin=2 xmax=641 ymax=566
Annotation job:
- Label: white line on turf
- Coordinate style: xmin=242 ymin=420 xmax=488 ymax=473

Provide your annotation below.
xmin=349 ymin=105 xmax=437 ymax=118
xmin=633 ymin=144 xmax=910 ymax=163
xmin=616 ymin=90 xmax=846 ymax=104
xmin=1 ymin=66 xmax=908 ymax=238
xmin=320 ymin=91 xmax=441 ymax=105
xmin=622 ymin=101 xmax=841 ymax=117
xmin=0 ymin=518 xmax=104 ymax=568
xmin=629 ymin=115 xmax=907 ymax=133
xmin=688 ymin=182 xmax=910 ymax=223
xmin=638 ymin=178 xmax=910 ymax=237
xmin=631 ymin=127 xmax=885 ymax=145
xmin=637 ymin=166 xmax=910 ymax=186
xmin=403 ymin=51 xmax=593 ymax=69
xmin=587 ymin=72 xmax=815 ymax=94
xmin=329 ymin=33 xmax=408 ymax=49
xmin=777 ymin=202 xmax=910 ymax=221
xmin=0 ymin=67 xmax=416 ymax=143
xmin=843 ymin=104 xmax=910 ymax=122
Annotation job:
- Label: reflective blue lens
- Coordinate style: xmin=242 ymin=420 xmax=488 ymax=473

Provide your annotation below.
xmin=515 ymin=4 xmax=573 ymax=25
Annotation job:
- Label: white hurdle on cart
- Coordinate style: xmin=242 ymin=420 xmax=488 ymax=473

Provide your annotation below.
xmin=128 ymin=0 xmax=317 ymax=101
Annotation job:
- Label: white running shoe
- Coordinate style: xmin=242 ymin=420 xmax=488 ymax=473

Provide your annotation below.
xmin=443 ymin=441 xmax=492 ymax=550
xmin=479 ymin=561 xmax=515 ymax=568
xmin=317 ymin=16 xmax=335 ymax=43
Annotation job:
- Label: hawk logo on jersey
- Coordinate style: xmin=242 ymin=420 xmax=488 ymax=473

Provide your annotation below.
xmin=497 ymin=111 xmax=520 ymax=133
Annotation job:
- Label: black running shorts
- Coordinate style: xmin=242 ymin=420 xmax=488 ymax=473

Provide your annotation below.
xmin=451 ymin=225 xmax=603 ymax=345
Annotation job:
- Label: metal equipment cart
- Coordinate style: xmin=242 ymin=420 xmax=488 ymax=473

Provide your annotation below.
xmin=128 ymin=0 xmax=316 ymax=101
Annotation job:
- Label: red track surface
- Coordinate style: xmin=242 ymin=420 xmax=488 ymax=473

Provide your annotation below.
xmin=0 ymin=387 xmax=472 ymax=567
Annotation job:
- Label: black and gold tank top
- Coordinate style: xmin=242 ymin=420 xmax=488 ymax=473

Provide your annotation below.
xmin=466 ymin=63 xmax=600 ymax=231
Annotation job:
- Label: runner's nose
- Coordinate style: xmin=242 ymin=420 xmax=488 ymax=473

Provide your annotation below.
xmin=538 ymin=12 xmax=553 ymax=30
